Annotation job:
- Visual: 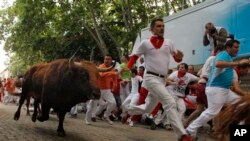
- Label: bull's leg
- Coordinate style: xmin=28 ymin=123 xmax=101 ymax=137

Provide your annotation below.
xmin=57 ymin=112 xmax=66 ymax=137
xmin=37 ymin=103 xmax=50 ymax=122
xmin=32 ymin=99 xmax=40 ymax=122
xmin=14 ymin=92 xmax=26 ymax=120
xmin=26 ymin=97 xmax=30 ymax=116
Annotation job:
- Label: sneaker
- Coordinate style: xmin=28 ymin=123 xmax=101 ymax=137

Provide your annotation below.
xmin=179 ymin=134 xmax=196 ymax=141
xmin=68 ymin=114 xmax=77 ymax=118
xmin=91 ymin=117 xmax=96 ymax=122
xmin=85 ymin=119 xmax=91 ymax=125
xmin=103 ymin=116 xmax=113 ymax=125
xmin=121 ymin=114 xmax=129 ymax=124
xmin=129 ymin=120 xmax=134 ymax=127
xmin=150 ymin=121 xmax=157 ymax=130
xmin=145 ymin=116 xmax=153 ymax=125
xmin=164 ymin=124 xmax=172 ymax=130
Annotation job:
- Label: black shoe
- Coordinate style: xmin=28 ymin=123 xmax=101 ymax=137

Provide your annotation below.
xmin=91 ymin=117 xmax=96 ymax=122
xmin=150 ymin=121 xmax=157 ymax=130
xmin=145 ymin=116 xmax=153 ymax=125
xmin=68 ymin=114 xmax=77 ymax=118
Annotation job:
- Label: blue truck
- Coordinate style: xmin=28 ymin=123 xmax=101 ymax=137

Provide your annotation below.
xmin=132 ymin=0 xmax=250 ymax=68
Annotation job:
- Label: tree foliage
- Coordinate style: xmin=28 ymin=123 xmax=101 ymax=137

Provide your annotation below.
xmin=0 ymin=0 xmax=204 ymax=76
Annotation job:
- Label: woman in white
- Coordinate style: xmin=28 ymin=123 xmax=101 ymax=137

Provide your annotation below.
xmin=121 ymin=69 xmax=143 ymax=126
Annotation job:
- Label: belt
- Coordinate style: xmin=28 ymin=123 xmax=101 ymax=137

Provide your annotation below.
xmin=146 ymin=71 xmax=165 ymax=78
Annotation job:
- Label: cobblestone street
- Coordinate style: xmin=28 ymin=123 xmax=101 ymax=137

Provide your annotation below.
xmin=0 ymin=103 xmax=217 ymax=141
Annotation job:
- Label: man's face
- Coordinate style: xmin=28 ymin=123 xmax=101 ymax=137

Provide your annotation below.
xmin=188 ymin=66 xmax=194 ymax=74
xmin=205 ymin=23 xmax=216 ymax=35
xmin=121 ymin=56 xmax=127 ymax=63
xmin=104 ymin=56 xmax=112 ymax=67
xmin=138 ymin=68 xmax=144 ymax=74
xmin=228 ymin=43 xmax=240 ymax=57
xmin=178 ymin=64 xmax=187 ymax=73
xmin=140 ymin=57 xmax=144 ymax=63
xmin=151 ymin=21 xmax=164 ymax=37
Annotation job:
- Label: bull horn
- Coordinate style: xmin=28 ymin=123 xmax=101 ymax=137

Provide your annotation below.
xmin=96 ymin=61 xmax=116 ymax=72
xmin=74 ymin=62 xmax=81 ymax=66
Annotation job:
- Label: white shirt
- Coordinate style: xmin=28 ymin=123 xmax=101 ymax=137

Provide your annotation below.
xmin=134 ymin=39 xmax=177 ymax=76
xmin=200 ymin=56 xmax=215 ymax=79
xmin=130 ymin=75 xmax=143 ymax=94
xmin=207 ymin=27 xmax=222 ymax=54
xmin=166 ymin=71 xmax=199 ymax=97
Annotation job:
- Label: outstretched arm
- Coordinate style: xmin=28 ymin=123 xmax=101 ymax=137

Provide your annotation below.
xmin=215 ymin=59 xmax=249 ymax=68
xmin=127 ymin=55 xmax=139 ymax=69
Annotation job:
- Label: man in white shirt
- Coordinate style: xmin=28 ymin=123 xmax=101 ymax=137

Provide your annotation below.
xmin=203 ymin=22 xmax=228 ymax=56
xmin=127 ymin=18 xmax=194 ymax=141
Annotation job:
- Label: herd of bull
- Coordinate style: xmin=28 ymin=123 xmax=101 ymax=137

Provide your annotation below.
xmin=13 ymin=59 xmax=115 ymax=136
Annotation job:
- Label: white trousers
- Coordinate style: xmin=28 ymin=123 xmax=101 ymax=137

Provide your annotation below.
xmin=85 ymin=99 xmax=98 ymax=121
xmin=168 ymin=91 xmax=186 ymax=122
xmin=69 ymin=105 xmax=78 ymax=115
xmin=186 ymin=87 xmax=240 ymax=136
xmin=94 ymin=89 xmax=116 ymax=118
xmin=120 ymin=82 xmax=130 ymax=104
xmin=121 ymin=93 xmax=139 ymax=117
xmin=154 ymin=110 xmax=169 ymax=125
xmin=128 ymin=74 xmax=187 ymax=137
xmin=3 ymin=91 xmax=14 ymax=104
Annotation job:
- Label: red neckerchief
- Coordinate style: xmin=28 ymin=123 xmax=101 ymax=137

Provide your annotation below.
xmin=177 ymin=71 xmax=186 ymax=78
xmin=150 ymin=36 xmax=164 ymax=49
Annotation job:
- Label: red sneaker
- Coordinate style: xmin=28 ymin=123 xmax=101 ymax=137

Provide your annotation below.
xmin=179 ymin=134 xmax=196 ymax=141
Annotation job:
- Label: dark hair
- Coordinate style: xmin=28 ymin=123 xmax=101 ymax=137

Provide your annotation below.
xmin=150 ymin=18 xmax=164 ymax=30
xmin=177 ymin=63 xmax=188 ymax=70
xmin=225 ymin=39 xmax=240 ymax=48
xmin=139 ymin=66 xmax=145 ymax=71
xmin=105 ymin=54 xmax=113 ymax=59
xmin=123 ymin=54 xmax=129 ymax=60
xmin=131 ymin=68 xmax=138 ymax=75
xmin=214 ymin=44 xmax=225 ymax=53
xmin=205 ymin=22 xmax=214 ymax=29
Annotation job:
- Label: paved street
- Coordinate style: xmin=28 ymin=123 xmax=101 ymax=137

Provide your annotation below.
xmin=0 ymin=103 xmax=217 ymax=141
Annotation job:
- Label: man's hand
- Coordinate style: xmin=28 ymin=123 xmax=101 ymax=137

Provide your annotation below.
xmin=173 ymin=50 xmax=183 ymax=62
xmin=238 ymin=59 xmax=250 ymax=66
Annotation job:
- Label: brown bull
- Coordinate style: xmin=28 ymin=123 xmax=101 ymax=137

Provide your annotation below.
xmin=14 ymin=59 xmax=114 ymax=136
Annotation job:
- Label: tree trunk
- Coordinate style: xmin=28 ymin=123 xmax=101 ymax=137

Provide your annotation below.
xmin=102 ymin=24 xmax=122 ymax=57
xmin=86 ymin=0 xmax=109 ymax=56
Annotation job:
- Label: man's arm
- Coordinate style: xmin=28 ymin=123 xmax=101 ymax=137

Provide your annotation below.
xmin=166 ymin=77 xmax=178 ymax=85
xmin=203 ymin=34 xmax=210 ymax=46
xmin=127 ymin=55 xmax=139 ymax=69
xmin=215 ymin=59 xmax=249 ymax=68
